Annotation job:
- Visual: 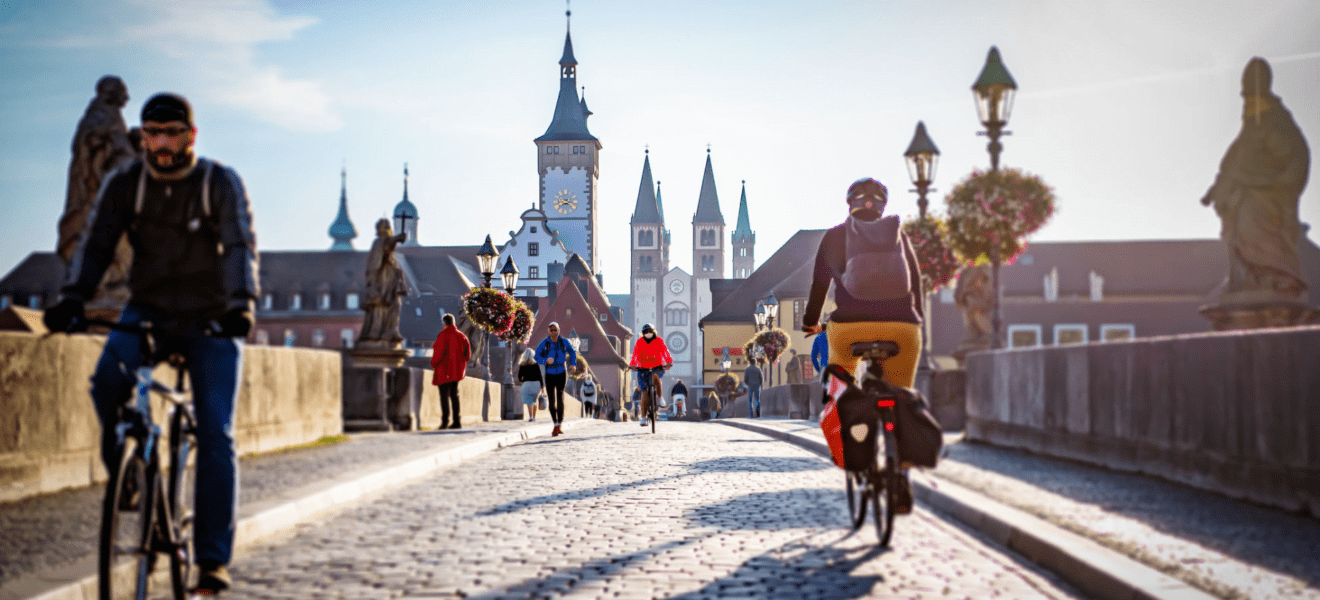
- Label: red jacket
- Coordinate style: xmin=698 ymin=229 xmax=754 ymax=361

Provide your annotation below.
xmin=430 ymin=325 xmax=470 ymax=385
xmin=630 ymin=335 xmax=673 ymax=369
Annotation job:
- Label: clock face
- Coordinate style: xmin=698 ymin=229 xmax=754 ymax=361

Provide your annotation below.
xmin=554 ymin=189 xmax=578 ymax=214
xmin=669 ymin=279 xmax=684 ymax=294
xmin=667 ymin=331 xmax=689 ymax=354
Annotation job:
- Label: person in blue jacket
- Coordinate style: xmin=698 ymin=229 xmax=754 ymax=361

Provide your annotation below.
xmin=535 ymin=321 xmax=577 ymax=437
xmin=811 ymin=321 xmax=830 ymax=379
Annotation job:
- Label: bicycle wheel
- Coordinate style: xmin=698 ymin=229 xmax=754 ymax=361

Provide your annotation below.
xmin=873 ymin=460 xmax=895 ymax=547
xmin=168 ymin=411 xmax=198 ymax=599
xmin=649 ymin=393 xmax=657 ymax=434
xmin=99 ymin=436 xmax=153 ymax=600
xmin=845 ymin=471 xmax=867 ymax=530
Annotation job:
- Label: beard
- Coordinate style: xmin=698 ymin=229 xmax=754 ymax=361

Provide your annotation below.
xmin=148 ymin=147 xmax=195 ymax=175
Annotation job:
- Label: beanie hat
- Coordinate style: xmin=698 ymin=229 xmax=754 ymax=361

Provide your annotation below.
xmin=141 ymin=93 xmax=193 ymax=126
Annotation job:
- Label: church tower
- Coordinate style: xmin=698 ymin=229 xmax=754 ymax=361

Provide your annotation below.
xmin=630 ymin=150 xmax=664 ymax=332
xmin=393 ymin=164 xmax=419 ymax=246
xmin=535 ymin=10 xmax=601 ymax=272
xmin=328 ymin=166 xmax=357 ymax=250
xmin=692 ymin=149 xmax=725 ymax=281
xmin=731 ymin=180 xmax=755 ymax=278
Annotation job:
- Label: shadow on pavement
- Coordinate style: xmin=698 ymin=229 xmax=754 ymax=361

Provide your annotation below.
xmin=945 ymin=440 xmax=1320 ymax=587
xmin=686 ymin=488 xmax=843 ymax=531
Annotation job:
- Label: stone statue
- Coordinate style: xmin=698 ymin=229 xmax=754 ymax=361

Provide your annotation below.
xmin=356 ymin=219 xmax=409 ymax=348
xmin=454 ymin=308 xmax=490 ymax=379
xmin=58 ymin=76 xmax=139 ymax=313
xmin=1200 ymin=58 xmax=1314 ymax=328
xmin=954 ymin=264 xmax=994 ymax=354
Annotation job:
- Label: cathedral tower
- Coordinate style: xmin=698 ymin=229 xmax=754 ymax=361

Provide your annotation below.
xmin=535 ymin=11 xmax=601 ymax=272
xmin=630 ymin=150 xmax=665 ymax=331
xmin=692 ymin=149 xmax=725 ymax=281
xmin=731 ymin=180 xmax=755 ymax=278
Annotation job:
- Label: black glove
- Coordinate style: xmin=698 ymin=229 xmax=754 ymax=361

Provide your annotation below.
xmin=216 ymin=308 xmax=253 ymax=338
xmin=44 ymin=298 xmax=86 ymax=333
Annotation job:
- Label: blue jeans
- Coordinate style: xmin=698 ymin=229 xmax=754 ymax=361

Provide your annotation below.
xmin=90 ymin=305 xmax=242 ymax=566
xmin=748 ymin=386 xmax=761 ymax=417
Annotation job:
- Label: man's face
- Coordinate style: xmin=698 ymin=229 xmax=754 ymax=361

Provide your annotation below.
xmin=548 ymin=325 xmax=560 ymax=339
xmin=141 ymin=120 xmax=195 ymax=169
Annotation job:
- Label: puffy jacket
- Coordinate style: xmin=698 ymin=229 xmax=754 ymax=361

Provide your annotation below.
xmin=536 ymin=335 xmax=577 ymax=375
xmin=430 ymin=325 xmax=470 ymax=385
xmin=63 ymin=158 xmax=258 ymax=323
xmin=629 ymin=336 xmax=673 ymax=369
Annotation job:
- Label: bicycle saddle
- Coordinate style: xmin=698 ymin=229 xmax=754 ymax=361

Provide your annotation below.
xmin=850 ymin=341 xmax=900 ymax=360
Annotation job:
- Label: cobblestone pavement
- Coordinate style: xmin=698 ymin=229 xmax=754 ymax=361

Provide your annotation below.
xmin=158 ymin=422 xmax=1085 ymax=599
xmin=0 ymin=420 xmax=574 ymax=586
xmin=739 ymin=420 xmax=1320 ymax=600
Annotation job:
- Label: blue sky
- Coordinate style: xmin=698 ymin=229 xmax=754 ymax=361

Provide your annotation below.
xmin=2 ymin=0 xmax=1317 ymax=294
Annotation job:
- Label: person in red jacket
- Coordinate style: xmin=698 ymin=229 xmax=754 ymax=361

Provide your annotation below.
xmin=629 ymin=323 xmax=673 ymax=427
xmin=430 ymin=313 xmax=471 ymax=429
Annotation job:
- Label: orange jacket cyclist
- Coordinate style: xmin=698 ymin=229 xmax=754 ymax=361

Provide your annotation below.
xmin=629 ymin=323 xmax=673 ymax=427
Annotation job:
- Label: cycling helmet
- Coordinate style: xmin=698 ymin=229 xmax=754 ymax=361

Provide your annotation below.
xmin=641 ymin=323 xmax=656 ymax=334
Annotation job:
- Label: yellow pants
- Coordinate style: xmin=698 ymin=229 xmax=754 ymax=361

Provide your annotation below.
xmin=826 ymin=321 xmax=922 ymax=388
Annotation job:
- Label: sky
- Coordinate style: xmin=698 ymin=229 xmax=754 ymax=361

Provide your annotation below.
xmin=1 ymin=0 xmax=1318 ymax=295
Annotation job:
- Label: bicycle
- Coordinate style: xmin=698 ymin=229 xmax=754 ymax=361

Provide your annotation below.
xmin=80 ymin=318 xmax=202 ymax=600
xmin=822 ymin=339 xmax=908 ymax=547
xmin=633 ymin=366 xmax=664 ymax=434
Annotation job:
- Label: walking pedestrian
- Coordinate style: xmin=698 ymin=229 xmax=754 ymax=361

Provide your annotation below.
xmin=670 ymin=379 xmax=688 ymax=418
xmin=743 ymin=360 xmax=764 ymax=418
xmin=811 ymin=321 xmax=830 ymax=380
xmin=430 ymin=313 xmax=470 ymax=429
xmin=580 ymin=372 xmax=598 ymax=418
xmin=516 ymin=348 xmax=543 ymax=422
xmin=535 ymin=321 xmax=577 ymax=437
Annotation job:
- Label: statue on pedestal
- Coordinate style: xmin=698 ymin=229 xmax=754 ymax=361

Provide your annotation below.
xmin=356 ymin=219 xmax=409 ymax=349
xmin=1199 ymin=57 xmax=1315 ymax=329
xmin=952 ymin=264 xmax=993 ymax=363
xmin=58 ymin=76 xmax=139 ymax=316
xmin=455 ymin=308 xmax=491 ymax=380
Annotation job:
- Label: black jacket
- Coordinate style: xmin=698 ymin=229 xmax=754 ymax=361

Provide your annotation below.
xmin=517 ymin=362 xmax=544 ymax=385
xmin=63 ymin=158 xmax=259 ymax=322
xmin=803 ymin=220 xmax=922 ymax=327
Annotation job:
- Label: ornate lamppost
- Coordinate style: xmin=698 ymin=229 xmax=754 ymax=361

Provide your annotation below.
xmin=905 ymin=121 xmax=940 ymax=392
xmin=476 ymin=235 xmax=498 ymax=376
xmin=972 ymin=46 xmax=1017 ymax=349
xmin=500 ymin=255 xmax=519 ymax=418
xmin=763 ymin=292 xmax=779 ymax=387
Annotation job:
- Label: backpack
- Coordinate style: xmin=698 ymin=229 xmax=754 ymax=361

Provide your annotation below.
xmin=840 ymin=214 xmax=911 ymax=301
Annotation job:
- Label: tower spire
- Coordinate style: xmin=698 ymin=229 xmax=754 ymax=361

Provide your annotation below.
xmin=393 ymin=162 xmax=419 ymax=246
xmin=328 ymin=163 xmax=357 ymax=250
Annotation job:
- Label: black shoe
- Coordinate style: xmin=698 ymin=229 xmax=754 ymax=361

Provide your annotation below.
xmin=450 ymin=422 xmax=461 ymax=430
xmin=893 ymin=473 xmax=914 ymax=514
xmin=196 ymin=562 xmax=231 ymax=593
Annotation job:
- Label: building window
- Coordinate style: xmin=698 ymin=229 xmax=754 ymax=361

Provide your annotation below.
xmin=638 ymin=230 xmax=654 ymax=247
xmin=415 ymin=307 xmax=422 ymax=317
xmin=320 ymin=293 xmax=331 ymax=310
xmin=1054 ymin=324 xmax=1088 ymax=345
xmin=262 ymin=294 xmax=273 ymax=310
xmin=346 ymin=293 xmax=359 ymax=310
xmin=1007 ymin=324 xmax=1042 ymax=349
xmin=794 ymin=300 xmax=803 ymax=329
xmin=283 ymin=329 xmax=296 ymax=347
xmin=528 ymin=242 xmax=539 ymax=257
xmin=1100 ymin=324 xmax=1135 ymax=342
xmin=578 ymin=336 xmax=591 ymax=352
xmin=531 ymin=226 xmax=537 ymax=233
xmin=700 ymin=230 xmax=716 ymax=247
xmin=438 ymin=307 xmax=446 ymax=317
xmin=599 ymin=312 xmax=607 ymax=322
xmin=529 ymin=266 xmax=540 ymax=278
xmin=28 ymin=294 xmax=41 ymax=308
xmin=640 ymin=256 xmax=654 ymax=272
xmin=566 ymin=308 xmax=572 ymax=318
xmin=341 ymin=329 xmax=355 ymax=348
xmin=547 ymin=146 xmax=560 ymax=154
xmin=701 ymin=255 xmax=714 ymax=272
xmin=1090 ymin=271 xmax=1105 ymax=301
xmin=290 ymin=294 xmax=301 ymax=311
xmin=312 ymin=329 xmax=326 ymax=347
xmin=0 ymin=295 xmax=8 ymax=309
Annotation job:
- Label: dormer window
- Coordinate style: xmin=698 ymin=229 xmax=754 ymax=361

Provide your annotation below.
xmin=531 ymin=226 xmax=538 ymax=234
xmin=319 ymin=293 xmax=331 ymax=310
xmin=528 ymin=242 xmax=539 ymax=257
xmin=290 ymin=294 xmax=301 ymax=311
xmin=346 ymin=293 xmax=359 ymax=310
xmin=262 ymin=293 xmax=273 ymax=311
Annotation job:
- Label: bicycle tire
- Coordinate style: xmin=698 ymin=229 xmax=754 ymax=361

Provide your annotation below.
xmin=874 ymin=460 xmax=895 ymax=547
xmin=649 ymin=394 xmax=656 ymax=434
xmin=99 ymin=436 xmax=153 ymax=600
xmin=168 ymin=410 xmax=198 ymax=599
xmin=845 ymin=472 xmax=866 ymax=530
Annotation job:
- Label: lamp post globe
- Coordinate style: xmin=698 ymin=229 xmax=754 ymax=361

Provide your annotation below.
xmin=753 ymin=303 xmax=766 ymax=330
xmin=904 ymin=121 xmax=941 ymax=220
xmin=476 ymin=235 xmax=498 ymax=288
xmin=500 ymin=255 xmax=520 ymax=293
xmin=972 ymin=45 xmax=1018 ymax=350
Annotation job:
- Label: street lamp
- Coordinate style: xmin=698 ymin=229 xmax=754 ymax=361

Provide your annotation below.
xmin=905 ymin=121 xmax=941 ymax=394
xmin=763 ymin=293 xmax=779 ymax=387
xmin=753 ymin=303 xmax=767 ymax=330
xmin=721 ymin=348 xmax=732 ymax=373
xmin=972 ymin=45 xmax=1017 ymax=350
xmin=500 ymin=255 xmax=519 ymax=418
xmin=904 ymin=121 xmax=940 ymax=220
xmin=476 ymin=234 xmax=498 ymax=288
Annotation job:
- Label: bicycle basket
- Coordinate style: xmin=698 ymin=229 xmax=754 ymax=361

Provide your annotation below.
xmin=819 ymin=368 xmax=882 ymax=472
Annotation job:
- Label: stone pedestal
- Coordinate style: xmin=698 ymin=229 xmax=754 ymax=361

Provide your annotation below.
xmin=929 ymin=369 xmax=966 ymax=431
xmin=951 ymin=339 xmax=989 ymax=366
xmin=1200 ymin=292 xmax=1319 ymax=331
xmin=343 ymin=348 xmax=414 ymax=432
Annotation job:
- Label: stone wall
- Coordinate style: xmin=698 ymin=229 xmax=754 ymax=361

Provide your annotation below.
xmin=965 ymin=325 xmax=1320 ymax=515
xmin=0 ymin=332 xmax=342 ymax=502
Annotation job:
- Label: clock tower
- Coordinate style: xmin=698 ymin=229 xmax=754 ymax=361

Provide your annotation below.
xmin=535 ymin=11 xmax=601 ymax=273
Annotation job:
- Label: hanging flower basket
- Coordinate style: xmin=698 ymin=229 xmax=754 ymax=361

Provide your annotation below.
xmin=462 ymin=287 xmax=516 ymax=335
xmin=714 ymin=373 xmax=738 ymax=398
xmin=499 ymin=303 xmax=535 ymax=344
xmin=745 ymin=328 xmax=790 ymax=365
xmin=944 ymin=168 xmax=1056 ymax=265
xmin=902 ymin=214 xmax=961 ymax=294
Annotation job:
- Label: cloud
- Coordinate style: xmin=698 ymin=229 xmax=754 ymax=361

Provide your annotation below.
xmin=3 ymin=0 xmax=338 ymax=132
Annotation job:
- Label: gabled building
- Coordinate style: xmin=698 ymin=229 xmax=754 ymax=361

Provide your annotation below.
xmin=500 ymin=206 xmax=572 ymax=299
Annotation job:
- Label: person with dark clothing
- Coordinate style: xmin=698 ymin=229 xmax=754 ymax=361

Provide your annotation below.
xmin=743 ymin=362 xmax=764 ymax=418
xmin=517 ymin=348 xmax=544 ymax=421
xmin=535 ymin=321 xmax=577 ymax=436
xmin=670 ymin=379 xmax=689 ymax=418
xmin=430 ymin=313 xmax=471 ymax=429
xmin=44 ymin=92 xmax=258 ymax=594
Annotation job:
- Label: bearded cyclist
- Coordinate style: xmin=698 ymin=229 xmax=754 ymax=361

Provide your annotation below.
xmin=629 ymin=323 xmax=673 ymax=428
